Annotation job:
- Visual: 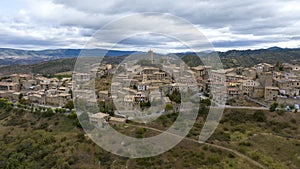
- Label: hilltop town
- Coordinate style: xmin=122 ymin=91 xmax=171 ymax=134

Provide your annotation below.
xmin=0 ymin=74 xmax=72 ymax=108
xmin=1 ymin=50 xmax=300 ymax=121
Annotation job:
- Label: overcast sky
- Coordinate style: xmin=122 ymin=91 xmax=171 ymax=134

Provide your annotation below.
xmin=1 ymin=0 xmax=300 ymax=52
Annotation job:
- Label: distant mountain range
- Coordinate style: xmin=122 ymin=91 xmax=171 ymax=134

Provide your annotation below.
xmin=1 ymin=46 xmax=300 ymax=71
xmin=217 ymin=47 xmax=300 ymax=68
xmin=0 ymin=48 xmax=138 ymax=66
xmin=181 ymin=47 xmax=300 ymax=68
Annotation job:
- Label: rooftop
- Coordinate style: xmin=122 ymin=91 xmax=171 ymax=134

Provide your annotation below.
xmin=90 ymin=112 xmax=109 ymax=119
xmin=265 ymin=86 xmax=279 ymax=90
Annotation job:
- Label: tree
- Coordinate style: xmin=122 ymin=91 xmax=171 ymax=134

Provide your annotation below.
xmin=67 ymin=112 xmax=77 ymax=119
xmin=269 ymin=102 xmax=278 ymax=112
xmin=167 ymin=89 xmax=181 ymax=104
xmin=43 ymin=108 xmax=55 ymax=117
xmin=78 ymin=112 xmax=89 ymax=121
xmin=200 ymin=98 xmax=211 ymax=106
xmin=279 ymin=65 xmax=284 ymax=71
xmin=105 ymin=100 xmax=115 ymax=114
xmin=253 ymin=110 xmax=266 ymax=122
xmin=198 ymin=103 xmax=209 ymax=120
xmin=18 ymin=93 xmax=23 ymax=101
xmin=0 ymin=98 xmax=13 ymax=111
xmin=77 ymin=133 xmax=85 ymax=142
xmin=165 ymin=104 xmax=173 ymax=111
xmin=279 ymin=103 xmax=285 ymax=109
xmin=98 ymin=101 xmax=106 ymax=112
xmin=133 ymin=84 xmax=137 ymax=90
xmin=64 ymin=101 xmax=74 ymax=110
xmin=19 ymin=98 xmax=27 ymax=105
xmin=68 ymin=89 xmax=73 ymax=98
xmin=136 ymin=127 xmax=147 ymax=138
xmin=140 ymin=101 xmax=151 ymax=108
xmin=55 ymin=108 xmax=66 ymax=113
xmin=275 ymin=60 xmax=280 ymax=68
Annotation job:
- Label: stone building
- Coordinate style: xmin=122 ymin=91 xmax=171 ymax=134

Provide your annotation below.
xmin=264 ymin=86 xmax=279 ymax=101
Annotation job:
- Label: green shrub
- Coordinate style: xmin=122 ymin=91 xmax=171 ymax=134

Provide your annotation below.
xmin=269 ymin=102 xmax=278 ymax=112
xmin=136 ymin=127 xmax=147 ymax=138
xmin=42 ymin=108 xmax=55 ymax=117
xmin=277 ymin=109 xmax=285 ymax=116
xmin=165 ymin=104 xmax=173 ymax=111
xmin=239 ymin=142 xmax=252 ymax=147
xmin=253 ymin=110 xmax=266 ymax=122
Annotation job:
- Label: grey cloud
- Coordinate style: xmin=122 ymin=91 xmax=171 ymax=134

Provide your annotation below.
xmin=1 ymin=0 xmax=300 ymax=51
xmin=48 ymin=0 xmax=300 ymax=43
xmin=213 ymin=40 xmax=272 ymax=48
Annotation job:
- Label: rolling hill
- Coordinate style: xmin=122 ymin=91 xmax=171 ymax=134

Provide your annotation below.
xmin=0 ymin=48 xmax=137 ymax=66
xmin=181 ymin=47 xmax=300 ymax=68
xmin=1 ymin=47 xmax=300 ymax=76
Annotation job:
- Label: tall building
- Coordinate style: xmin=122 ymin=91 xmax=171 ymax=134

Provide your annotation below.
xmin=148 ymin=49 xmax=154 ymax=64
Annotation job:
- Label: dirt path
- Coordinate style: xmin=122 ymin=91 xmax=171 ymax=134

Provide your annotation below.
xmin=127 ymin=123 xmax=267 ymax=169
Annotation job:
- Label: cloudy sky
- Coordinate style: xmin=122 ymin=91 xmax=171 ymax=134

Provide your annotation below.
xmin=1 ymin=0 xmax=300 ymax=52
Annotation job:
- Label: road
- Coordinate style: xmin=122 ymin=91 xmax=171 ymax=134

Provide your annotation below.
xmin=260 ymin=132 xmax=300 ymax=141
xmin=224 ymin=105 xmax=269 ymax=110
xmin=200 ymin=95 xmax=269 ymax=110
xmin=244 ymin=95 xmax=268 ymax=107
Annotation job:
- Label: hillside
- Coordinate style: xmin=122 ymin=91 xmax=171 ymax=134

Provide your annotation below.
xmin=181 ymin=47 xmax=300 ymax=68
xmin=0 ymin=58 xmax=77 ymax=76
xmin=217 ymin=47 xmax=300 ymax=68
xmin=0 ymin=48 xmax=136 ymax=66
xmin=1 ymin=98 xmax=300 ymax=168
xmin=1 ymin=47 xmax=300 ymax=68
xmin=0 ymin=55 xmax=127 ymax=76
xmin=2 ymin=47 xmax=300 ymax=76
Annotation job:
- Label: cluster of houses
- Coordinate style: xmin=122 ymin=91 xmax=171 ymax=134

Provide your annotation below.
xmin=0 ymin=74 xmax=72 ymax=107
xmin=93 ymin=54 xmax=300 ymax=111
xmin=3 ymin=50 xmax=300 ymax=127
xmin=93 ymin=52 xmax=200 ymax=113
xmin=192 ymin=62 xmax=300 ymax=106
